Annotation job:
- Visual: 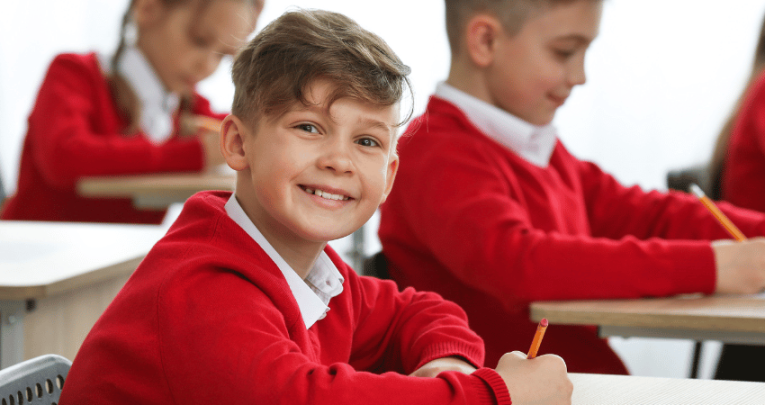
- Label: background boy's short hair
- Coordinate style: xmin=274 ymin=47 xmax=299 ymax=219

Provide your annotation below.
xmin=231 ymin=9 xmax=413 ymax=126
xmin=444 ymin=0 xmax=602 ymax=56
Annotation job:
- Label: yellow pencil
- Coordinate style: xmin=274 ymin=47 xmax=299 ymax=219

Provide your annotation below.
xmin=689 ymin=183 xmax=746 ymax=241
xmin=527 ymin=318 xmax=548 ymax=359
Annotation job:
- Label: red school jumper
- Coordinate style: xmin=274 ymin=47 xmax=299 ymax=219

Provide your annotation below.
xmin=59 ymin=191 xmax=511 ymax=405
xmin=378 ymin=97 xmax=765 ymax=374
xmin=1 ymin=53 xmax=223 ymax=224
xmin=722 ymin=69 xmax=765 ymax=212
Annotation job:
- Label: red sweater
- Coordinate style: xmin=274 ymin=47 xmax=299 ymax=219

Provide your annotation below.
xmin=1 ymin=53 xmax=222 ymax=224
xmin=59 ymin=191 xmax=511 ymax=405
xmin=722 ymin=70 xmax=765 ymax=211
xmin=378 ymin=97 xmax=765 ymax=374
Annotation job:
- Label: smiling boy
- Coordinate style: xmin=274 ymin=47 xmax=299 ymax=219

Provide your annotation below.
xmin=59 ymin=9 xmax=573 ymax=405
xmin=379 ymin=0 xmax=765 ymax=374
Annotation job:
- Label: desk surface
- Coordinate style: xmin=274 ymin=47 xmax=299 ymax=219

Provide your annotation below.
xmin=570 ymin=373 xmax=765 ymax=404
xmin=0 ymin=221 xmax=164 ymax=300
xmin=531 ymin=295 xmax=765 ymax=332
xmin=531 ymin=295 xmax=765 ymax=344
xmin=78 ymin=171 xmax=235 ymax=209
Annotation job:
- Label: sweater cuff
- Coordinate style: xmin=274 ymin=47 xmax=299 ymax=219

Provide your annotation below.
xmin=674 ymin=242 xmax=716 ymax=295
xmin=473 ymin=368 xmax=512 ymax=405
xmin=414 ymin=341 xmax=485 ymax=371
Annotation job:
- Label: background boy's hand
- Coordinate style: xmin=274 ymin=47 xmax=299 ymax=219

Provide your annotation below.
xmin=409 ymin=356 xmax=477 ymax=378
xmin=200 ymin=129 xmax=226 ymax=170
xmin=712 ymin=238 xmax=765 ymax=294
xmin=495 ymin=351 xmax=572 ymax=405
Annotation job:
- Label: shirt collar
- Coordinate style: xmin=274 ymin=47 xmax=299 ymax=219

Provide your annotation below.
xmin=434 ymin=82 xmax=558 ymax=167
xmin=224 ymin=194 xmax=344 ymax=329
xmin=114 ymin=45 xmax=180 ymax=144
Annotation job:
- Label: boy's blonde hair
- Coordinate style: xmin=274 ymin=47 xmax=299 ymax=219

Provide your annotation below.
xmin=444 ymin=0 xmax=600 ymax=56
xmin=232 ymin=9 xmax=413 ymax=129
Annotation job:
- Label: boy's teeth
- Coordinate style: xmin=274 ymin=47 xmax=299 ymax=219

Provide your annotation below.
xmin=305 ymin=187 xmax=349 ymax=201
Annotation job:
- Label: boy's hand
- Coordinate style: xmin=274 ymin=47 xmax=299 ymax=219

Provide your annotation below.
xmin=200 ymin=129 xmax=226 ymax=170
xmin=409 ymin=356 xmax=477 ymax=378
xmin=712 ymin=238 xmax=765 ymax=294
xmin=495 ymin=351 xmax=572 ymax=405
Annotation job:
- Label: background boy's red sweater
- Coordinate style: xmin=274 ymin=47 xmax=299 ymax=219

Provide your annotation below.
xmin=378 ymin=97 xmax=765 ymax=374
xmin=59 ymin=191 xmax=510 ymax=405
xmin=1 ymin=53 xmax=222 ymax=224
xmin=722 ymin=70 xmax=765 ymax=212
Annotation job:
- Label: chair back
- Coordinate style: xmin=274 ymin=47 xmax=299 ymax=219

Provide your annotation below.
xmin=666 ymin=164 xmax=721 ymax=199
xmin=363 ymin=251 xmax=391 ymax=280
xmin=0 ymin=355 xmax=71 ymax=405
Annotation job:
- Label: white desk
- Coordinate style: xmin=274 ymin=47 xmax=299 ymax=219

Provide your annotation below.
xmin=570 ymin=373 xmax=765 ymax=404
xmin=0 ymin=221 xmax=164 ymax=367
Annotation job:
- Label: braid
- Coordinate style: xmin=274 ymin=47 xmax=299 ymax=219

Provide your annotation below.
xmin=108 ymin=0 xmax=141 ymax=135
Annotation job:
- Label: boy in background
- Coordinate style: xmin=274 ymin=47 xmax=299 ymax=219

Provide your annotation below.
xmin=59 ymin=9 xmax=572 ymax=405
xmin=379 ymin=0 xmax=765 ymax=374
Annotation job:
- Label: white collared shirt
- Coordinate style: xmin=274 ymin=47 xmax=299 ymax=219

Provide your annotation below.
xmin=224 ymin=194 xmax=345 ymax=329
xmin=434 ymin=82 xmax=558 ymax=167
xmin=100 ymin=46 xmax=179 ymax=143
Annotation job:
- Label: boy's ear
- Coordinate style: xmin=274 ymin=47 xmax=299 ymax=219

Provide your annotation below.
xmin=465 ymin=14 xmax=503 ymax=68
xmin=379 ymin=154 xmax=399 ymax=205
xmin=220 ymin=115 xmax=251 ymax=171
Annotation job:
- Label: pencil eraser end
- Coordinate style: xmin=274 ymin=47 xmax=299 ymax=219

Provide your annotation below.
xmin=689 ymin=183 xmax=705 ymax=198
xmin=541 ymin=318 xmax=548 ymax=327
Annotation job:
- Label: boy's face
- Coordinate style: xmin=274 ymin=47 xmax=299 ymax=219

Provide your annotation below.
xmin=486 ymin=0 xmax=601 ymax=125
xmin=225 ymin=79 xmax=400 ymax=247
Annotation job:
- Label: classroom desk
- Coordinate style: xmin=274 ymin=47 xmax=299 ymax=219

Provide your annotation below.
xmin=0 ymin=221 xmax=164 ymax=367
xmin=78 ymin=171 xmax=235 ymax=209
xmin=569 ymin=372 xmax=765 ymax=404
xmin=530 ymin=295 xmax=765 ymax=344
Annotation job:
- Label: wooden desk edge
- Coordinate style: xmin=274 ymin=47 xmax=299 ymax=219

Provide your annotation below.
xmin=530 ymin=301 xmax=765 ymax=334
xmin=0 ymin=256 xmax=144 ymax=301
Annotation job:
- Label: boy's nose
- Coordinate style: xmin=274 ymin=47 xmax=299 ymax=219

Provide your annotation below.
xmin=568 ymin=62 xmax=587 ymax=86
xmin=318 ymin=144 xmax=354 ymax=174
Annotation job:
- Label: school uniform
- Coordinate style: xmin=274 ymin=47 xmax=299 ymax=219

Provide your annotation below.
xmin=1 ymin=47 xmax=222 ymax=224
xmin=722 ymin=69 xmax=765 ymax=213
xmin=378 ymin=83 xmax=765 ymax=374
xmin=59 ymin=191 xmax=511 ymax=405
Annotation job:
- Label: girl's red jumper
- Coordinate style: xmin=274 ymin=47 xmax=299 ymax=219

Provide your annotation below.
xmin=378 ymin=97 xmax=765 ymax=374
xmin=59 ymin=191 xmax=511 ymax=405
xmin=722 ymin=70 xmax=765 ymax=212
xmin=1 ymin=53 xmax=223 ymax=224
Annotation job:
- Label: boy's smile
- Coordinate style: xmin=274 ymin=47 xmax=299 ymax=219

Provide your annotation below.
xmin=222 ymin=79 xmax=400 ymax=275
xmin=455 ymin=0 xmax=601 ymax=126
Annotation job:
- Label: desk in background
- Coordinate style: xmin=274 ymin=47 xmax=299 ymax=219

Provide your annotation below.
xmin=570 ymin=373 xmax=765 ymax=404
xmin=0 ymin=221 xmax=164 ymax=367
xmin=531 ymin=295 xmax=765 ymax=344
xmin=78 ymin=172 xmax=235 ymax=210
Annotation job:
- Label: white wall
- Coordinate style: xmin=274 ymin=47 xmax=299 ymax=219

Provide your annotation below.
xmin=2 ymin=0 xmax=763 ymax=379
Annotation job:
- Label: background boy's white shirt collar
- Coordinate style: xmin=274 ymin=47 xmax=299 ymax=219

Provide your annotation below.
xmin=224 ymin=194 xmax=344 ymax=330
xmin=100 ymin=46 xmax=179 ymax=144
xmin=434 ymin=82 xmax=558 ymax=167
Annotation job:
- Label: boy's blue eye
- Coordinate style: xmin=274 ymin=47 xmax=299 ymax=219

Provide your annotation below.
xmin=297 ymin=124 xmax=319 ymax=133
xmin=356 ymin=138 xmax=380 ymax=148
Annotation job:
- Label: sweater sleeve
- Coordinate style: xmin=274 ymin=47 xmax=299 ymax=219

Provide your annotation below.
xmin=578 ymin=159 xmax=765 ymax=241
xmin=29 ymin=54 xmax=204 ymax=190
xmin=157 ymin=269 xmax=510 ymax=405
xmin=340 ymin=265 xmax=485 ymax=374
xmin=393 ymin=135 xmax=740 ymax=307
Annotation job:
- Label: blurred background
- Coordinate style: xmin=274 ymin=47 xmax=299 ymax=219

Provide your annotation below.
xmin=2 ymin=0 xmax=764 ymax=379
